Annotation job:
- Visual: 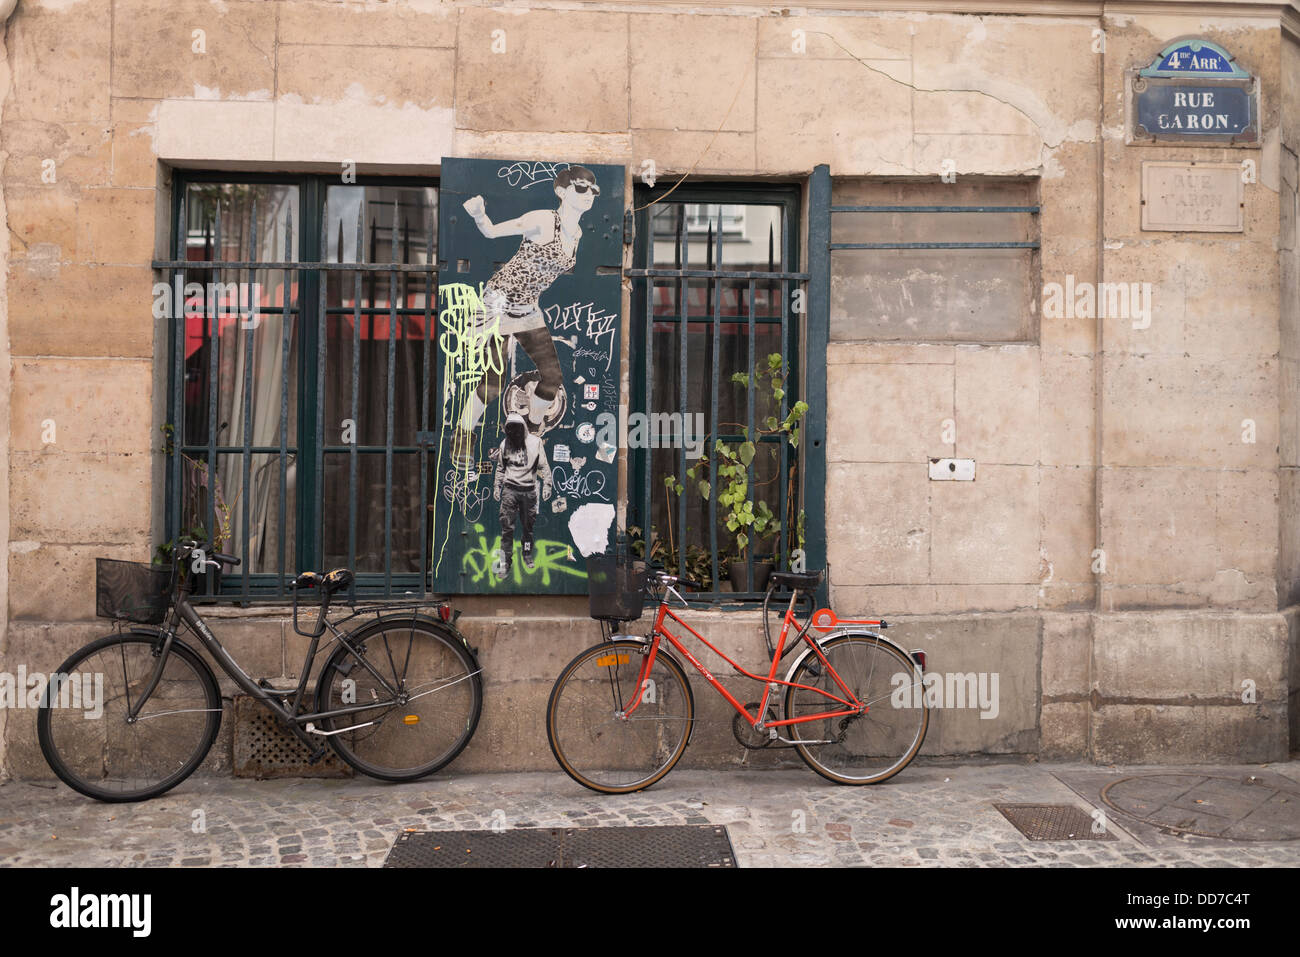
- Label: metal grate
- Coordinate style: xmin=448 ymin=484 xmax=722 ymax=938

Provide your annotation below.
xmin=994 ymin=804 xmax=1118 ymax=841
xmin=231 ymin=695 xmax=352 ymax=778
xmin=385 ymin=825 xmax=736 ymax=868
xmin=1100 ymin=773 xmax=1300 ymax=842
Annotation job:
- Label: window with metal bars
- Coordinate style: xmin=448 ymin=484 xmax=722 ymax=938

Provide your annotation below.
xmin=157 ymin=172 xmax=440 ymax=601
xmin=628 ymin=185 xmax=811 ymax=599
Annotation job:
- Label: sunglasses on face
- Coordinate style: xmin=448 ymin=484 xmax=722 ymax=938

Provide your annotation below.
xmin=571 ymin=181 xmax=600 ymax=195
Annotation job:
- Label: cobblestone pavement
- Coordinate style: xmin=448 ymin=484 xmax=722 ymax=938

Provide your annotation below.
xmin=2 ymin=760 xmax=1299 ymax=867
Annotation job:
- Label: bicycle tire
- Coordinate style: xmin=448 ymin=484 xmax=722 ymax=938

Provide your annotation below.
xmin=37 ymin=631 xmax=222 ymax=803
xmin=547 ymin=639 xmax=694 ymax=794
xmin=314 ymin=616 xmax=483 ymax=782
xmin=784 ymin=633 xmax=928 ymax=785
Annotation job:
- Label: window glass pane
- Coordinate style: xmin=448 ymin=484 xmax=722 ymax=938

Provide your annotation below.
xmin=322 ymin=453 xmax=436 ymax=575
xmin=181 ymin=183 xmax=300 ymax=451
xmin=323 ymin=186 xmax=437 ymax=449
xmin=189 ymin=453 xmax=296 ymax=576
xmin=638 ymin=198 xmax=795 ymax=589
xmin=649 ymin=202 xmax=785 ymax=271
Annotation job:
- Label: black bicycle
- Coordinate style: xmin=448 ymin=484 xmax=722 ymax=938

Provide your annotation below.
xmin=37 ymin=540 xmax=483 ymax=802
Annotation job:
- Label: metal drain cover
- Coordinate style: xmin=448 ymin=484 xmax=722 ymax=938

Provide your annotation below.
xmin=1100 ymin=773 xmax=1300 ymax=841
xmin=994 ymin=804 xmax=1117 ymax=841
xmin=384 ymin=825 xmax=736 ymax=868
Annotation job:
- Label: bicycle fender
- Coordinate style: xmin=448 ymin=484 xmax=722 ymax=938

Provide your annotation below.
xmin=782 ymin=629 xmax=924 ymax=688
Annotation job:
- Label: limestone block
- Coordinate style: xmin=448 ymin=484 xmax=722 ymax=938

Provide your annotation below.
xmin=1094 ymin=612 xmax=1287 ymax=700
xmin=1039 ymin=354 xmax=1094 ymax=467
xmin=5 ymin=185 xmax=78 ymax=261
xmin=76 ymin=188 xmax=159 ymax=264
xmin=156 ymin=100 xmax=275 ymax=163
xmin=1040 ymin=612 xmax=1091 ymax=697
xmin=9 ymin=452 xmax=151 ymax=542
xmin=827 ymin=359 xmax=953 ymax=464
xmin=1102 ymin=354 xmax=1277 ymax=469
xmin=827 ymin=463 xmax=930 ymax=586
xmin=1099 ymin=467 xmax=1217 ymax=585
xmin=910 ymin=18 xmax=1099 ymax=150
xmin=630 ymin=15 xmax=756 ymax=133
xmin=629 ymin=129 xmax=754 ymax=175
xmin=1039 ymin=465 xmax=1095 ymax=585
xmin=1 ymin=121 xmax=112 ymax=187
xmin=273 ymin=101 xmax=455 ymax=167
xmin=278 ymin=0 xmax=457 ymax=48
xmin=1092 ymin=702 xmax=1287 ymax=764
xmin=954 ymin=344 xmax=1039 ymax=465
xmin=757 ymin=14 xmax=912 ymax=61
xmin=756 ymin=58 xmax=912 ymax=174
xmin=9 ymin=6 xmax=112 ymax=123
xmin=10 ymin=358 xmax=153 ymax=454
xmin=7 ymin=543 xmax=143 ymax=621
xmin=9 ymin=264 xmax=156 ymax=358
xmin=111 ymin=0 xmax=276 ymax=100
xmin=899 ymin=613 xmax=1039 ymax=755
xmin=831 ymin=584 xmax=1039 ymax=615
xmin=931 ymin=465 xmax=1040 ymax=584
xmin=456 ymin=9 xmax=628 ymax=133
xmin=1040 ymin=701 xmax=1089 ymax=759
xmin=110 ymin=100 xmax=161 ymax=188
xmin=277 ymin=46 xmax=454 ymax=110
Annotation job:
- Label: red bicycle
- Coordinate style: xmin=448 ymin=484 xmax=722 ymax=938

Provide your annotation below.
xmin=546 ymin=561 xmax=929 ymax=794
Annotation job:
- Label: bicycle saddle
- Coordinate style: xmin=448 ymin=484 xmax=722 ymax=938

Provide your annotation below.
xmin=768 ymin=569 xmax=825 ymax=592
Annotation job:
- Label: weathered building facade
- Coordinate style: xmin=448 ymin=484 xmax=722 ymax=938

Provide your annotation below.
xmin=1 ymin=0 xmax=1298 ymax=779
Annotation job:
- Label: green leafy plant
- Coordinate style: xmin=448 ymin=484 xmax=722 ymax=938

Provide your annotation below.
xmin=155 ymin=454 xmax=239 ymax=564
xmin=628 ymin=525 xmax=713 ymax=590
xmin=674 ymin=353 xmax=808 ymax=564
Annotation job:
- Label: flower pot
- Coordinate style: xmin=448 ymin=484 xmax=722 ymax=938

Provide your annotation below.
xmin=728 ymin=559 xmax=774 ymax=594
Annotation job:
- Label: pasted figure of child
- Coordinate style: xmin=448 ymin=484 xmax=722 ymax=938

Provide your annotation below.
xmin=453 ymin=165 xmax=599 ymax=469
xmin=493 ymin=412 xmax=553 ymax=576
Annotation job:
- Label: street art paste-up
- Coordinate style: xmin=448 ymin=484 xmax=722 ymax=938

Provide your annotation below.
xmin=433 ymin=158 xmax=624 ymax=592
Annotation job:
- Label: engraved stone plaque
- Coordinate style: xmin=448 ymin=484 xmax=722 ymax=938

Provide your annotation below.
xmin=1141 ymin=162 xmax=1244 ymax=232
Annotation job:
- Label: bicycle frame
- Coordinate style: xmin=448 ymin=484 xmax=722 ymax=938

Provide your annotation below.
xmin=124 ymin=585 xmax=475 ymax=752
xmin=622 ymin=588 xmax=866 ymax=734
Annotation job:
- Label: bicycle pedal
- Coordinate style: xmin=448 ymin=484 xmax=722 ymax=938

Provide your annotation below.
xmin=306 ymin=746 xmax=329 ymax=765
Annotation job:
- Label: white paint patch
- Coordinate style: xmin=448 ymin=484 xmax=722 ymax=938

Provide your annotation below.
xmin=568 ymin=503 xmax=615 ymax=558
xmin=8 ymin=541 xmax=41 ymax=554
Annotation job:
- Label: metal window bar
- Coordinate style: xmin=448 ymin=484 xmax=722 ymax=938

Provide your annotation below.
xmin=155 ymin=190 xmax=440 ymax=603
xmin=828 ymin=204 xmax=1040 ymax=250
xmin=627 ymin=205 xmax=810 ymax=600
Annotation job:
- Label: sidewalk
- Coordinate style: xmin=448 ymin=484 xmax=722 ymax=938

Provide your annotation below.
xmin=2 ymin=759 xmax=1299 ymax=867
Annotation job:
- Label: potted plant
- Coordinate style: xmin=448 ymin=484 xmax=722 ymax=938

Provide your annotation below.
xmin=155 ymin=442 xmax=238 ymax=598
xmin=678 ymin=353 xmax=809 ymax=593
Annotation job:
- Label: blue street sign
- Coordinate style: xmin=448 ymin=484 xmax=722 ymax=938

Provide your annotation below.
xmin=1135 ymin=84 xmax=1252 ymax=137
xmin=1139 ymin=39 xmax=1251 ymax=79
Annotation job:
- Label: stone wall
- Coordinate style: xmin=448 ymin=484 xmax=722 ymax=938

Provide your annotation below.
xmin=1 ymin=0 xmax=1297 ymax=777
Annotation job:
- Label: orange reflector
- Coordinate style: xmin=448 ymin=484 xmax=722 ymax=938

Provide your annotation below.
xmin=595 ymin=653 xmax=629 ymax=667
xmin=403 ymin=715 xmax=419 ymax=725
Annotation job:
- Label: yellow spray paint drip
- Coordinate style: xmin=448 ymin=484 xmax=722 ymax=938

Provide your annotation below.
xmin=403 ymin=715 xmax=420 ymax=725
xmin=595 ymin=653 xmax=629 ymax=668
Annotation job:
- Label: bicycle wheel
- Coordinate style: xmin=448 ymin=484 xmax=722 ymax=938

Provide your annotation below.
xmin=762 ymin=585 xmax=815 ymax=661
xmin=314 ymin=617 xmax=482 ymax=782
xmin=546 ymin=639 xmax=694 ymax=794
xmin=783 ymin=633 xmax=928 ymax=785
xmin=37 ymin=632 xmax=222 ymax=803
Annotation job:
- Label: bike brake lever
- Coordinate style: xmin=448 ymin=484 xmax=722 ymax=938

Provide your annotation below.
xmin=666 ymin=584 xmax=689 ymax=608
